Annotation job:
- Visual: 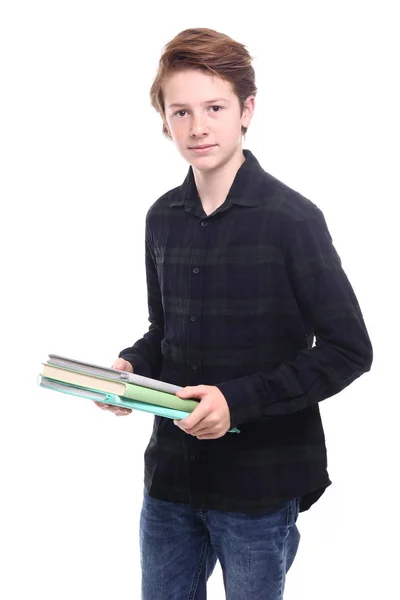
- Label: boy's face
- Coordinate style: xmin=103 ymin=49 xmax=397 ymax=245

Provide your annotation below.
xmin=163 ymin=69 xmax=255 ymax=171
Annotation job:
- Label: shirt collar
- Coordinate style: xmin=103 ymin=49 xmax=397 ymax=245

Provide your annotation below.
xmin=170 ymin=149 xmax=262 ymax=209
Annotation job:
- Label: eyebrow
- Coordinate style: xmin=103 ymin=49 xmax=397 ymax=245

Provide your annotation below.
xmin=168 ymin=97 xmax=230 ymax=109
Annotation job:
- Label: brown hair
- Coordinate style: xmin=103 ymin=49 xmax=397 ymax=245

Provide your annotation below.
xmin=150 ymin=28 xmax=258 ymax=140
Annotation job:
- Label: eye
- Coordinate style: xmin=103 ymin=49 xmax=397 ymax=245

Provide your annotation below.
xmin=173 ymin=106 xmax=224 ymax=117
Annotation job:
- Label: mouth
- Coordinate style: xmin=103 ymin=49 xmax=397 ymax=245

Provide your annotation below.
xmin=190 ymin=145 xmax=217 ymax=153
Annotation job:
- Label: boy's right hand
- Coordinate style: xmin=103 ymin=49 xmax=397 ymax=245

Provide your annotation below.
xmin=94 ymin=358 xmax=133 ymax=416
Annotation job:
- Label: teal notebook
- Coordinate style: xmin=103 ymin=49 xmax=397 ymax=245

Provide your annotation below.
xmin=39 ymin=376 xmax=241 ymax=433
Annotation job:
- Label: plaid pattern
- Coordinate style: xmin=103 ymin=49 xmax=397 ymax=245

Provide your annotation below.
xmin=119 ymin=149 xmax=373 ymax=514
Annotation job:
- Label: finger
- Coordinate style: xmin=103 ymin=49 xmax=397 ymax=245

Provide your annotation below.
xmin=94 ymin=401 xmax=110 ymax=410
xmin=176 ymin=418 xmax=211 ymax=436
xmin=190 ymin=423 xmax=215 ymax=436
xmin=196 ymin=427 xmax=226 ymax=440
xmin=111 ymin=405 xmax=131 ymax=414
xmin=115 ymin=410 xmax=131 ymax=417
xmin=96 ymin=402 xmax=129 ymax=414
xmin=104 ymin=404 xmax=120 ymax=412
xmin=194 ymin=428 xmax=214 ymax=437
xmin=196 ymin=432 xmax=219 ymax=440
xmin=179 ymin=404 xmax=210 ymax=430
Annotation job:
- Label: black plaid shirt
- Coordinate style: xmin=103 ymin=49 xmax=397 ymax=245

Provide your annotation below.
xmin=119 ymin=149 xmax=373 ymax=514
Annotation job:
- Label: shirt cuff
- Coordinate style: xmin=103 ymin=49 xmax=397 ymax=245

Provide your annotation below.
xmin=216 ymin=375 xmax=265 ymax=429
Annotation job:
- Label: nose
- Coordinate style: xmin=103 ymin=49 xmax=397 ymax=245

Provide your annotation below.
xmin=190 ymin=114 xmax=209 ymax=137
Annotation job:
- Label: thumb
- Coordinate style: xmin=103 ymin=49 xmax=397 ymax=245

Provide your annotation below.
xmin=176 ymin=385 xmax=204 ymax=398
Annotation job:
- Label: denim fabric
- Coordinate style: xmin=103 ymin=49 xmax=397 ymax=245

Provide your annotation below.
xmin=140 ymin=488 xmax=301 ymax=600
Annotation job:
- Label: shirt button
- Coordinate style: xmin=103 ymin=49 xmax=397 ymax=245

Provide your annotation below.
xmin=191 ymin=364 xmax=198 ymax=371
xmin=189 ymin=455 xmax=196 ymax=461
xmin=193 ymin=267 xmax=200 ymax=274
xmin=200 ymin=221 xmax=208 ymax=227
xmin=190 ymin=315 xmax=197 ymax=322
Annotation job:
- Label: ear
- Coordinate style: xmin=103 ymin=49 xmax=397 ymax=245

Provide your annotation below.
xmin=163 ymin=121 xmax=172 ymax=139
xmin=241 ymin=96 xmax=256 ymax=129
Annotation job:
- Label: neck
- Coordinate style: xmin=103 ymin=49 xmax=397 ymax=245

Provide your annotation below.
xmin=192 ymin=146 xmax=246 ymax=214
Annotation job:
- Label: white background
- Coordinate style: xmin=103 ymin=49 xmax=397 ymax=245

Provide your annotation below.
xmin=1 ymin=1 xmax=398 ymax=598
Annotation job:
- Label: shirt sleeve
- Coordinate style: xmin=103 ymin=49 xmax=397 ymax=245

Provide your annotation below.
xmin=216 ymin=205 xmax=373 ymax=429
xmin=118 ymin=219 xmax=164 ymax=379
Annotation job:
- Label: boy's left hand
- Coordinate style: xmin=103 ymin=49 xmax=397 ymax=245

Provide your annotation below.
xmin=174 ymin=385 xmax=231 ymax=439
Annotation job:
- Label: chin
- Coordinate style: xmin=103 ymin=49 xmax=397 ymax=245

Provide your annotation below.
xmin=185 ymin=148 xmax=221 ymax=165
xmin=188 ymin=158 xmax=220 ymax=172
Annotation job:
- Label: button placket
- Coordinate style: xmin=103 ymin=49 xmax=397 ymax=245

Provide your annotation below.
xmin=186 ymin=217 xmax=208 ymax=376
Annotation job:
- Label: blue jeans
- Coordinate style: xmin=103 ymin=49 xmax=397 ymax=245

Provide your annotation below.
xmin=139 ymin=489 xmax=301 ymax=600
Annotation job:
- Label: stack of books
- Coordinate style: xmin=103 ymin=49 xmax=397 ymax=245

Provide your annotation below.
xmin=38 ymin=354 xmax=240 ymax=433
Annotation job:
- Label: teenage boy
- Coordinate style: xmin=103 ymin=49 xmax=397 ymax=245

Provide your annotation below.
xmin=97 ymin=28 xmax=373 ymax=600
